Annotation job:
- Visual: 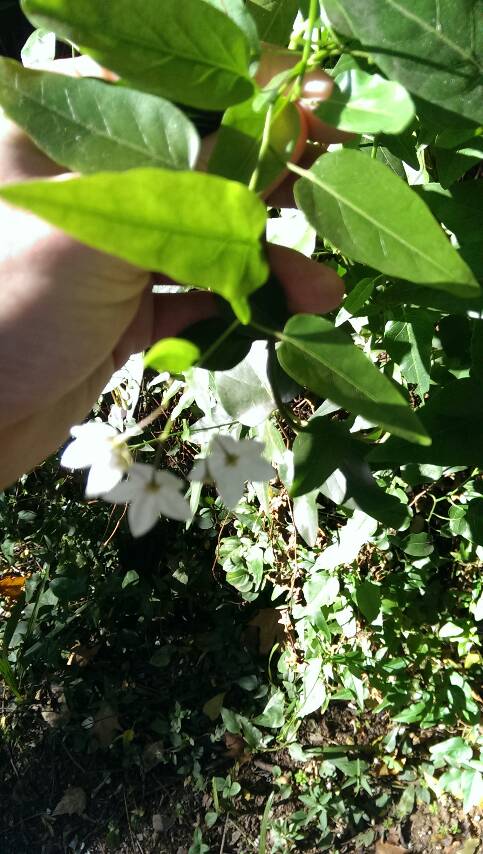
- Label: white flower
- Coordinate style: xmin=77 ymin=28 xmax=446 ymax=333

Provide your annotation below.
xmin=60 ymin=422 xmax=132 ymax=497
xmin=102 ymin=463 xmax=191 ymax=537
xmin=188 ymin=436 xmax=275 ymax=509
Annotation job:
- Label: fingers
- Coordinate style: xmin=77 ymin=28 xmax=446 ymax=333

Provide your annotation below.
xmin=267 ymin=243 xmax=344 ymax=314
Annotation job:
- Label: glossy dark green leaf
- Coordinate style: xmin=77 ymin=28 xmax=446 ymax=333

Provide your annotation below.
xmin=417 ymin=182 xmax=483 ymax=248
xmin=294 ymin=150 xmax=478 ymax=296
xmin=439 ymin=315 xmax=471 ymax=364
xmin=246 ymin=0 xmax=299 ymax=46
xmin=384 ymin=308 xmax=434 ymax=396
xmin=400 ymin=532 xmax=434 ymax=557
xmin=323 ymin=0 xmax=483 ymax=123
xmin=21 ymin=0 xmax=254 ymax=110
xmin=369 ymin=378 xmax=483 ymax=467
xmin=144 ymin=338 xmax=201 ymax=374
xmin=277 ymin=314 xmax=429 ymax=445
xmin=342 ymin=277 xmax=375 ymax=316
xmin=466 ymin=499 xmax=483 ymax=547
xmin=315 ymin=68 xmax=415 ymax=134
xmin=379 ymin=282 xmax=483 ymax=317
xmin=0 ymin=169 xmax=268 ymax=322
xmin=0 ymin=59 xmax=200 ymax=173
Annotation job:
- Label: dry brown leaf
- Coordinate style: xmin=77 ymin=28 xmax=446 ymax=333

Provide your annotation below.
xmin=375 ymin=844 xmax=407 ymax=854
xmin=224 ymin=732 xmax=245 ymax=759
xmin=0 ymin=575 xmax=26 ymax=601
xmin=248 ymin=608 xmax=286 ymax=655
xmin=53 ymin=786 xmax=86 ymax=816
xmin=92 ymin=701 xmax=121 ymax=747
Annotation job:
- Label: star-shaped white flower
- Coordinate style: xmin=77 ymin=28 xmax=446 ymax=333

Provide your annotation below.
xmin=102 ymin=463 xmax=191 ymax=537
xmin=60 ymin=422 xmax=132 ymax=497
xmin=188 ymin=436 xmax=275 ymax=509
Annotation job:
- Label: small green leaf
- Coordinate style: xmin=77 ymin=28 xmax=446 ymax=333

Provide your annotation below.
xmin=278 ymin=314 xmax=429 ymax=445
xmin=144 ymin=338 xmax=201 ymax=374
xmin=20 ymin=27 xmax=55 ymax=65
xmin=355 ymin=580 xmax=381 ymax=623
xmin=0 ymin=169 xmax=268 ymax=322
xmin=384 ymin=308 xmax=434 ymax=397
xmin=0 ymin=59 xmax=200 ymax=174
xmin=297 ymin=658 xmax=327 ymax=718
xmin=254 ymin=690 xmax=285 ymax=728
xmin=293 ymin=491 xmax=319 ymax=547
xmin=294 ymin=150 xmax=478 ymax=295
xmin=400 ymin=532 xmax=434 ymax=557
xmin=316 ymin=68 xmax=414 ymax=134
xmin=21 ymin=0 xmax=254 ymax=110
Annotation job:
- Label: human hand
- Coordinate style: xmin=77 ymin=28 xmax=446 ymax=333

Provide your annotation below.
xmin=0 ymin=51 xmax=345 ymax=489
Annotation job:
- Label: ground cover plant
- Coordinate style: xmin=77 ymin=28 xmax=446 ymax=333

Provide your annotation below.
xmin=0 ymin=0 xmax=482 ymax=851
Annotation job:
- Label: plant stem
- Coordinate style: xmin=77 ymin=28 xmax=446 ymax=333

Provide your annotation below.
xmin=248 ymin=103 xmax=274 ymax=193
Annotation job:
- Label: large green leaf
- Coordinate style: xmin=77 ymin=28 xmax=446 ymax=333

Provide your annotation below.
xmin=246 ymin=0 xmax=299 ymax=46
xmin=294 ymin=150 xmax=478 ymax=296
xmin=0 ymin=59 xmax=200 ymax=173
xmin=315 ymin=68 xmax=415 ymax=134
xmin=203 ymin=0 xmax=260 ymax=57
xmin=369 ymin=378 xmax=483 ymax=467
xmin=277 ymin=314 xmax=429 ymax=445
xmin=323 ymin=0 xmax=483 ymax=123
xmin=21 ymin=0 xmax=254 ymax=110
xmin=384 ymin=308 xmax=434 ymax=397
xmin=292 ymin=417 xmax=408 ymax=527
xmin=0 ymin=169 xmax=268 ymax=322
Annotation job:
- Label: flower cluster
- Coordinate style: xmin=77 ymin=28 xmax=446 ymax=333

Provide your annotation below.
xmin=61 ymin=424 xmax=275 ymax=537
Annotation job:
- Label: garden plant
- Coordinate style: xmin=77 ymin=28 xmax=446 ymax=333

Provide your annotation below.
xmin=0 ymin=0 xmax=482 ymax=851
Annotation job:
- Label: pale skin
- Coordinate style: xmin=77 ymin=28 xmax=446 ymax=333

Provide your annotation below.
xmin=0 ymin=51 xmax=347 ymax=490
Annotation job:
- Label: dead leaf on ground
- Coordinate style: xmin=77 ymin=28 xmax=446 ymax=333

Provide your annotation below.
xmin=52 ymin=786 xmax=86 ymax=816
xmin=454 ymin=840 xmax=481 ymax=854
xmin=37 ymin=683 xmax=70 ymax=728
xmin=375 ymin=844 xmax=407 ymax=854
xmin=92 ymin=701 xmax=121 ymax=747
xmin=248 ymin=608 xmax=287 ymax=655
xmin=0 ymin=575 xmax=26 ymax=601
xmin=224 ymin=732 xmax=245 ymax=759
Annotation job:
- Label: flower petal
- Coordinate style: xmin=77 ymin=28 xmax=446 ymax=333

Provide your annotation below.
xmin=86 ymin=460 xmax=124 ymax=497
xmin=127 ymin=492 xmax=160 ymax=537
xmin=188 ymin=459 xmax=210 ymax=483
xmin=157 ymin=490 xmax=192 ymax=522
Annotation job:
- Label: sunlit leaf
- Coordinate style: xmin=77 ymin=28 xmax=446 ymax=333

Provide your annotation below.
xmin=21 ymin=0 xmax=254 ymax=109
xmin=294 ymin=150 xmax=479 ymax=295
xmin=0 ymin=59 xmax=200 ymax=173
xmin=315 ymin=68 xmax=415 ymax=134
xmin=0 ymin=169 xmax=268 ymax=322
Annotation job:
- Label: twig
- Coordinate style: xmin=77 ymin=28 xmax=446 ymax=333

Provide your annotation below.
xmin=219 ymin=815 xmax=229 ymax=854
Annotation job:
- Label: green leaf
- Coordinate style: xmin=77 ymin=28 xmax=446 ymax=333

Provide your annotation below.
xmin=400 ymin=532 xmax=433 ymax=557
xmin=384 ymin=308 xmax=434 ymax=397
xmin=209 ymin=94 xmax=300 ymax=192
xmin=291 ymin=417 xmax=408 ymax=527
xmin=294 ymin=150 xmax=478 ymax=296
xmin=315 ymin=68 xmax=414 ymax=134
xmin=355 ymin=580 xmax=381 ymax=623
xmin=433 ymin=139 xmax=483 ymax=189
xmin=215 ymin=344 xmax=275 ymax=427
xmin=203 ymin=0 xmax=260 ymax=56
xmin=246 ymin=0 xmax=299 ymax=46
xmin=297 ymin=658 xmax=327 ymax=718
xmin=0 ymin=59 xmax=200 ymax=173
xmin=21 ymin=0 xmax=254 ymax=110
xmin=417 ymin=182 xmax=483 ymax=248
xmin=0 ymin=169 xmax=268 ymax=322
xmin=369 ymin=378 xmax=483 ymax=467
xmin=254 ymin=690 xmax=285 ymax=727
xmin=466 ymin=499 xmax=483 ymax=547
xmin=278 ymin=314 xmax=429 ymax=445
xmin=342 ymin=277 xmax=375 ymax=316
xmin=323 ymin=0 xmax=483 ymax=123
xmin=293 ymin=491 xmax=319 ymax=547
xmin=144 ymin=338 xmax=201 ymax=374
